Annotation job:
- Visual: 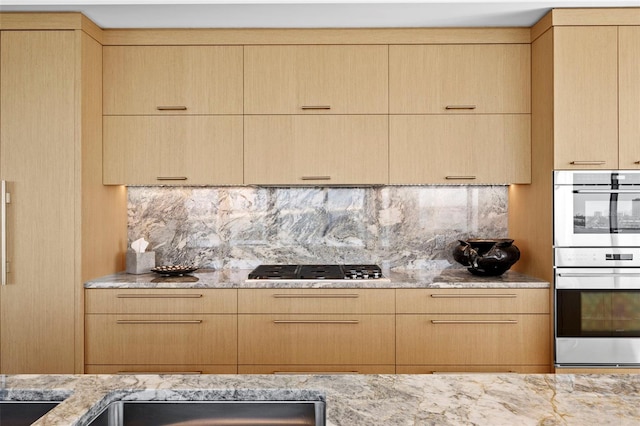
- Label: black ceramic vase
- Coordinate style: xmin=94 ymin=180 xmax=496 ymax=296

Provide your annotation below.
xmin=452 ymin=238 xmax=521 ymax=276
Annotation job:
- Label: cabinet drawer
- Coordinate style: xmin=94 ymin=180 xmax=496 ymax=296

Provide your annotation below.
xmin=244 ymin=115 xmax=388 ymax=185
xmin=396 ymin=365 xmax=550 ymax=374
xmin=85 ymin=365 xmax=237 ymax=374
xmin=396 ymin=288 xmax=549 ymax=314
xmin=86 ymin=289 xmax=237 ymax=314
xmin=238 ymin=365 xmax=395 ymax=374
xmin=389 ymin=114 xmax=530 ymax=184
xmin=389 ymin=44 xmax=530 ymax=114
xmin=238 ymin=314 xmax=394 ymax=365
xmin=103 ymin=45 xmax=243 ymax=115
xmin=85 ymin=314 xmax=237 ymax=365
xmin=244 ymin=45 xmax=388 ymax=114
xmin=104 ymin=115 xmax=243 ymax=185
xmin=238 ymin=289 xmax=394 ymax=314
xmin=396 ymin=314 xmax=550 ymax=365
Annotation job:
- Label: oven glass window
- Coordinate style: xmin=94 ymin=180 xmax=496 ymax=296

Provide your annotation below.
xmin=557 ymin=290 xmax=640 ymax=337
xmin=573 ymin=194 xmax=640 ymax=234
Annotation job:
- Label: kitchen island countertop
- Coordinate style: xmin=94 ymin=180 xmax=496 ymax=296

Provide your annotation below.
xmin=84 ymin=268 xmax=548 ymax=289
xmin=5 ymin=373 xmax=639 ymax=425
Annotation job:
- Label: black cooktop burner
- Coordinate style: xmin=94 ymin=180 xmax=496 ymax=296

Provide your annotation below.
xmin=248 ymin=264 xmax=383 ymax=280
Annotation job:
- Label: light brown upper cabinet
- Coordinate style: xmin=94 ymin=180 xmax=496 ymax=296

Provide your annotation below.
xmin=390 ymin=115 xmax=530 ymax=184
xmin=389 ymin=44 xmax=530 ymax=114
xmin=244 ymin=115 xmax=388 ymax=185
xmin=244 ymin=45 xmax=388 ymax=114
xmin=103 ymin=46 xmax=243 ymax=115
xmin=104 ymin=116 xmax=243 ymax=185
xmin=553 ymin=26 xmax=619 ymax=169
xmin=619 ymin=27 xmax=640 ymax=169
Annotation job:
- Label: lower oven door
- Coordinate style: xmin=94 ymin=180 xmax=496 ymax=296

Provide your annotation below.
xmin=555 ymin=268 xmax=640 ymax=366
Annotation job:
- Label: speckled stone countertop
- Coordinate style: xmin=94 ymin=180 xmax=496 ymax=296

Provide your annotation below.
xmin=4 ymin=373 xmax=640 ymax=425
xmin=84 ymin=268 xmax=549 ymax=289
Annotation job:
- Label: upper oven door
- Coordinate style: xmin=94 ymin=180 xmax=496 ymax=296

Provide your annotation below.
xmin=554 ymin=170 xmax=640 ymax=247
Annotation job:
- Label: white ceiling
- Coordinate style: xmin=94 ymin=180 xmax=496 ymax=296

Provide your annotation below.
xmin=1 ymin=1 xmax=640 ymax=29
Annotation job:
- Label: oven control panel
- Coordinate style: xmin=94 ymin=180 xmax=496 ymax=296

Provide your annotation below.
xmin=555 ymin=247 xmax=640 ymax=267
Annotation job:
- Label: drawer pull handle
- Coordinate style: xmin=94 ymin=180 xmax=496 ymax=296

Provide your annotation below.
xmin=431 ymin=320 xmax=517 ymax=325
xmin=157 ymin=177 xmax=188 ymax=181
xmin=116 ymin=294 xmax=203 ymax=299
xmin=117 ymin=371 xmax=202 ymax=375
xmin=301 ymin=176 xmax=331 ymax=181
xmin=445 ymin=176 xmax=476 ymax=180
xmin=273 ymin=320 xmax=359 ymax=324
xmin=274 ymin=371 xmax=359 ymax=375
xmin=157 ymin=106 xmax=187 ymax=111
xmin=432 ymin=371 xmax=516 ymax=375
xmin=116 ymin=320 xmax=202 ymax=324
xmin=570 ymin=161 xmax=606 ymax=165
xmin=273 ymin=294 xmax=359 ymax=299
xmin=430 ymin=294 xmax=516 ymax=299
xmin=445 ymin=105 xmax=476 ymax=110
xmin=301 ymin=105 xmax=331 ymax=110
xmin=635 ymin=161 xmax=640 ymax=165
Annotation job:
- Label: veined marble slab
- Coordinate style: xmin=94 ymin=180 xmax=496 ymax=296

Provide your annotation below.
xmin=3 ymin=373 xmax=639 ymax=426
xmin=84 ymin=268 xmax=549 ymax=289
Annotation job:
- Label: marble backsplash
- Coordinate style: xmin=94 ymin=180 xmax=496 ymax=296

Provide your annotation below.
xmin=127 ymin=186 xmax=508 ymax=270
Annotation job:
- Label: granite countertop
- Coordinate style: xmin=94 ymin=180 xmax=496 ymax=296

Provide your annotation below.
xmin=84 ymin=268 xmax=549 ymax=289
xmin=4 ymin=373 xmax=639 ymax=425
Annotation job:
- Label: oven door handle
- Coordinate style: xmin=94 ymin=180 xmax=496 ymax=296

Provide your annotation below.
xmin=557 ymin=273 xmax=640 ymax=278
xmin=573 ymin=189 xmax=640 ymax=194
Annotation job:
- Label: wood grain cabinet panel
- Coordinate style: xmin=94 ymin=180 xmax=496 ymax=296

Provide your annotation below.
xmin=244 ymin=45 xmax=388 ymax=114
xmin=244 ymin=115 xmax=388 ymax=185
xmin=619 ymin=26 xmax=640 ymax=170
xmin=389 ymin=44 xmax=530 ymax=114
xmin=553 ymin=26 xmax=619 ymax=169
xmin=238 ymin=289 xmax=395 ymax=314
xmin=238 ymin=314 xmax=395 ymax=365
xmin=85 ymin=314 xmax=237 ymax=365
xmin=103 ymin=45 xmax=243 ymax=115
xmin=390 ymin=114 xmax=530 ymax=184
xmin=104 ymin=115 xmax=243 ymax=185
xmin=396 ymin=314 xmax=550 ymax=366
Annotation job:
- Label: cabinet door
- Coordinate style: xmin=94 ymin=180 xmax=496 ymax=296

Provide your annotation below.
xmin=244 ymin=45 xmax=388 ymax=114
xmin=104 ymin=116 xmax=243 ymax=185
xmin=553 ymin=26 xmax=618 ymax=169
xmin=619 ymin=26 xmax=640 ymax=169
xmin=0 ymin=31 xmax=76 ymax=373
xmin=389 ymin=44 xmax=530 ymax=114
xmin=390 ymin=115 xmax=530 ymax=184
xmin=238 ymin=314 xmax=395 ymax=365
xmin=396 ymin=314 xmax=550 ymax=366
xmin=103 ymin=46 xmax=243 ymax=115
xmin=244 ymin=115 xmax=388 ymax=185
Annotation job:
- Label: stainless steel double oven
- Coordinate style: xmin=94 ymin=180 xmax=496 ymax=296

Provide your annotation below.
xmin=554 ymin=170 xmax=640 ymax=367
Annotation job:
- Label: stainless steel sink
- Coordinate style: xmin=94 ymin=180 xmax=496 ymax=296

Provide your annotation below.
xmin=0 ymin=401 xmax=60 ymax=426
xmin=86 ymin=400 xmax=326 ymax=426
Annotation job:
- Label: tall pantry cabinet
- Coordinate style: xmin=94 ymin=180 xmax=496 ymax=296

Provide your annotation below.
xmin=0 ymin=14 xmax=126 ymax=373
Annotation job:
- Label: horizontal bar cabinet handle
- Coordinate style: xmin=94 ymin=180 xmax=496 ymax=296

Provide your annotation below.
xmin=557 ymin=273 xmax=640 ymax=278
xmin=635 ymin=161 xmax=640 ymax=165
xmin=273 ymin=294 xmax=359 ymax=299
xmin=116 ymin=320 xmax=202 ymax=324
xmin=445 ymin=105 xmax=476 ymax=110
xmin=301 ymin=105 xmax=331 ymax=110
xmin=156 ymin=177 xmax=188 ymax=181
xmin=445 ymin=176 xmax=477 ymax=180
xmin=430 ymin=320 xmax=518 ymax=325
xmin=273 ymin=320 xmax=359 ymax=324
xmin=569 ymin=161 xmax=606 ymax=165
xmin=300 ymin=176 xmax=331 ymax=181
xmin=430 ymin=293 xmax=517 ymax=299
xmin=274 ymin=371 xmax=359 ymax=375
xmin=574 ymin=189 xmax=640 ymax=194
xmin=117 ymin=371 xmax=202 ymax=375
xmin=156 ymin=106 xmax=187 ymax=111
xmin=117 ymin=293 xmax=203 ymax=299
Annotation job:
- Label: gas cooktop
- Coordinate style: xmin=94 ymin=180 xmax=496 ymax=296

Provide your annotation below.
xmin=247 ymin=264 xmax=385 ymax=280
